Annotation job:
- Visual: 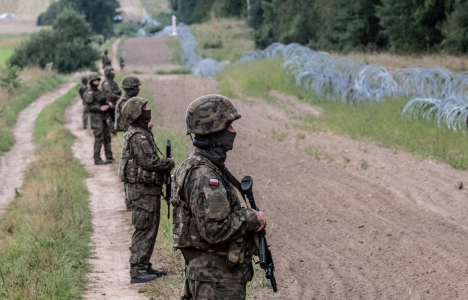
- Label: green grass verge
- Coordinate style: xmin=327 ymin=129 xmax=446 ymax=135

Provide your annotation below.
xmin=166 ymin=37 xmax=183 ymax=66
xmin=0 ymin=34 xmax=29 ymax=67
xmin=0 ymin=75 xmax=65 ymax=157
xmin=190 ymin=18 xmax=255 ymax=62
xmin=0 ymin=86 xmax=92 ymax=299
xmin=218 ymin=58 xmax=468 ymax=170
xmin=154 ymin=68 xmax=191 ymax=75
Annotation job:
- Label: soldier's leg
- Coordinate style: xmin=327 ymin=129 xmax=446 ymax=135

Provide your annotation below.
xmin=102 ymin=118 xmax=113 ymax=159
xmin=185 ymin=280 xmax=246 ymax=300
xmin=82 ymin=108 xmax=88 ymax=129
xmin=129 ymin=195 xmax=161 ymax=278
xmin=124 ymin=185 xmax=132 ymax=211
xmin=90 ymin=113 xmax=104 ymax=161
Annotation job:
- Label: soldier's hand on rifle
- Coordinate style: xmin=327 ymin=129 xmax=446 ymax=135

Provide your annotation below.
xmin=108 ymin=102 xmax=113 ymax=108
xmin=254 ymin=210 xmax=267 ymax=232
xmin=100 ymin=105 xmax=110 ymax=111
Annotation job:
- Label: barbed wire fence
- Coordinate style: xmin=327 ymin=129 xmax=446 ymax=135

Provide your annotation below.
xmin=141 ymin=15 xmax=468 ymax=132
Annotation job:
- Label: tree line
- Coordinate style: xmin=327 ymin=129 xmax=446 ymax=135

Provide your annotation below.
xmin=171 ymin=0 xmax=468 ymax=55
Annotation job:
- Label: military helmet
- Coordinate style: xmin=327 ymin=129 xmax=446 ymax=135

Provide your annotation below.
xmin=104 ymin=66 xmax=114 ymax=77
xmin=186 ymin=94 xmax=241 ymax=135
xmin=122 ymin=75 xmax=141 ymax=89
xmin=122 ymin=97 xmax=148 ymax=124
xmin=88 ymin=72 xmax=101 ymax=82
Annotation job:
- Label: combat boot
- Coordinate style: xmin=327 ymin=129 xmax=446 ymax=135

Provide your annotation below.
xmin=95 ymin=160 xmax=112 ymax=165
xmin=130 ymin=272 xmax=157 ymax=284
xmin=147 ymin=268 xmax=167 ymax=278
xmin=106 ymin=157 xmax=115 ymax=163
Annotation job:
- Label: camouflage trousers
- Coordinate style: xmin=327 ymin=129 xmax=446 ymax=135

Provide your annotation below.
xmin=130 ymin=195 xmax=161 ymax=278
xmin=90 ymin=113 xmax=112 ymax=161
xmin=181 ymin=279 xmax=247 ymax=300
xmin=83 ymin=106 xmax=89 ymax=129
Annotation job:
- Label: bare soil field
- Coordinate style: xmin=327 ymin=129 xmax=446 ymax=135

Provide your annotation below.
xmin=0 ymin=83 xmax=75 ymax=215
xmin=134 ymin=37 xmax=468 ymax=299
xmin=0 ymin=18 xmax=45 ymax=34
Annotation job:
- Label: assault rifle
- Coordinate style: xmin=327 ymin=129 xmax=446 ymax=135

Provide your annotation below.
xmin=241 ymin=175 xmax=278 ymax=293
xmin=165 ymin=140 xmax=171 ymax=219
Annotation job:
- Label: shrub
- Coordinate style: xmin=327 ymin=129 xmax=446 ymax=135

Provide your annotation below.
xmin=11 ymin=9 xmax=99 ymax=73
xmin=0 ymin=62 xmax=21 ymax=95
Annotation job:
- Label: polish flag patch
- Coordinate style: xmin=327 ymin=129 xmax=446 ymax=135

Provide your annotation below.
xmin=209 ymin=178 xmax=219 ymax=186
xmin=88 ymin=91 xmax=92 ymax=94
xmin=141 ymin=136 xmax=147 ymax=140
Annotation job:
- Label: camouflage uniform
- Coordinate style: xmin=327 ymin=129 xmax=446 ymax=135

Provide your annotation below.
xmin=102 ymin=51 xmax=112 ymax=69
xmin=78 ymin=76 xmax=89 ymax=129
xmin=172 ymin=95 xmax=260 ymax=300
xmin=85 ymin=73 xmax=113 ymax=162
xmin=115 ymin=76 xmax=141 ymax=132
xmin=102 ymin=66 xmax=121 ymax=133
xmin=119 ymin=97 xmax=174 ymax=280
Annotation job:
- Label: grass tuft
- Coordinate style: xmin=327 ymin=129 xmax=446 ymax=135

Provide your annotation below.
xmin=0 ymin=86 xmax=92 ymax=299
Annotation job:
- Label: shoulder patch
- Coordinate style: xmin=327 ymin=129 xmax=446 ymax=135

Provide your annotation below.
xmin=88 ymin=91 xmax=92 ymax=94
xmin=209 ymin=178 xmax=219 ymax=186
xmin=104 ymin=82 xmax=108 ymax=85
xmin=141 ymin=136 xmax=147 ymax=140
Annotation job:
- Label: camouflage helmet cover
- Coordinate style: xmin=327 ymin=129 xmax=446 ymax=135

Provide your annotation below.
xmin=104 ymin=66 xmax=114 ymax=77
xmin=81 ymin=75 xmax=88 ymax=85
xmin=122 ymin=75 xmax=141 ymax=89
xmin=186 ymin=94 xmax=241 ymax=135
xmin=88 ymin=72 xmax=101 ymax=82
xmin=122 ymin=97 xmax=149 ymax=124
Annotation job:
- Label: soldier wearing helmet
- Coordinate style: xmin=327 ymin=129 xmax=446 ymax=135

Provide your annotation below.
xmin=119 ymin=97 xmax=174 ymax=284
xmin=102 ymin=49 xmax=111 ymax=69
xmin=84 ymin=72 xmax=114 ymax=165
xmin=172 ymin=95 xmax=267 ymax=300
xmin=78 ymin=75 xmax=89 ymax=129
xmin=102 ymin=66 xmax=121 ymax=134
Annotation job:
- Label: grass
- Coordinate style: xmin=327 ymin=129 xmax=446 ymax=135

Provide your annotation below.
xmin=140 ymin=0 xmax=171 ymax=17
xmin=0 ymin=74 xmax=65 ymax=157
xmin=218 ymin=58 xmax=468 ymax=170
xmin=154 ymin=68 xmax=191 ymax=75
xmin=190 ymin=18 xmax=255 ymax=63
xmin=0 ymin=86 xmax=92 ymax=299
xmin=166 ymin=36 xmax=183 ymax=66
xmin=0 ymin=34 xmax=29 ymax=67
xmin=0 ymin=0 xmax=55 ymax=16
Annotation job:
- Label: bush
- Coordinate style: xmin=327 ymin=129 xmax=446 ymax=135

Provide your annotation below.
xmin=114 ymin=22 xmax=140 ymax=36
xmin=0 ymin=62 xmax=21 ymax=95
xmin=11 ymin=9 xmax=99 ymax=73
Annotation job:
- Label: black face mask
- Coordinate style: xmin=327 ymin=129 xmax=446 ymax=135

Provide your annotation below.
xmin=219 ymin=129 xmax=236 ymax=151
xmin=193 ymin=129 xmax=236 ymax=152
xmin=141 ymin=109 xmax=151 ymax=123
xmin=108 ymin=73 xmax=115 ymax=79
xmin=125 ymin=88 xmax=140 ymax=98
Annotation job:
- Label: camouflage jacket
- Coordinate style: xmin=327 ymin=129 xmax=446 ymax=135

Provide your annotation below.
xmin=172 ymin=151 xmax=260 ymax=283
xmin=115 ymin=94 xmax=131 ymax=132
xmin=84 ymin=86 xmax=106 ymax=113
xmin=120 ymin=126 xmax=174 ymax=200
xmin=78 ymin=84 xmax=88 ymax=105
xmin=102 ymin=78 xmax=122 ymax=104
xmin=102 ymin=55 xmax=112 ymax=68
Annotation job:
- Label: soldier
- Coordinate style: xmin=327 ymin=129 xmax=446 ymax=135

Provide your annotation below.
xmin=119 ymin=56 xmax=125 ymax=71
xmin=102 ymin=50 xmax=112 ymax=69
xmin=116 ymin=75 xmax=142 ymax=211
xmin=119 ymin=97 xmax=174 ymax=284
xmin=78 ymin=75 xmax=89 ymax=129
xmin=102 ymin=66 xmax=121 ymax=134
xmin=84 ymin=73 xmax=114 ymax=165
xmin=171 ymin=95 xmax=267 ymax=300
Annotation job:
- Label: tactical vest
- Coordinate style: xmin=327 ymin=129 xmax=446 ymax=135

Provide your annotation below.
xmin=172 ymin=153 xmax=249 ymax=266
xmin=119 ymin=126 xmax=164 ymax=186
xmin=115 ymin=96 xmax=130 ymax=132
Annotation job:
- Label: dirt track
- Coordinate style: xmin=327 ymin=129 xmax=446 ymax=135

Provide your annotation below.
xmin=0 ymin=83 xmax=75 ymax=216
xmin=133 ymin=37 xmax=468 ymax=299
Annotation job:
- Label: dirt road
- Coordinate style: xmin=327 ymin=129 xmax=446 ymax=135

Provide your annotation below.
xmin=0 ymin=83 xmax=75 ymax=215
xmin=65 ymin=99 xmax=147 ymax=300
xmin=133 ymin=37 xmax=468 ymax=299
xmin=112 ymin=38 xmax=121 ymax=70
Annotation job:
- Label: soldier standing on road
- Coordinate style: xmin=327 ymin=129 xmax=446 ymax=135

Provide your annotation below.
xmin=78 ymin=75 xmax=89 ymax=129
xmin=115 ymin=75 xmax=142 ymax=211
xmin=102 ymin=66 xmax=121 ymax=134
xmin=119 ymin=57 xmax=125 ymax=71
xmin=102 ymin=50 xmax=112 ymax=69
xmin=85 ymin=73 xmax=114 ymax=165
xmin=120 ymin=97 xmax=174 ymax=284
xmin=172 ymin=95 xmax=267 ymax=300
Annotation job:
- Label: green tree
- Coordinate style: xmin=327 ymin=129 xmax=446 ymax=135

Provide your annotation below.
xmin=442 ymin=0 xmax=468 ymax=53
xmin=37 ymin=0 xmax=120 ymax=34
xmin=12 ymin=9 xmax=99 ymax=73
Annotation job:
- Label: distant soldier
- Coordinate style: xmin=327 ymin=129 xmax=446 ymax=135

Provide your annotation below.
xmin=98 ymin=38 xmax=103 ymax=48
xmin=119 ymin=57 xmax=125 ymax=71
xmin=78 ymin=75 xmax=89 ymax=129
xmin=103 ymin=29 xmax=108 ymax=43
xmin=84 ymin=73 xmax=114 ymax=165
xmin=102 ymin=66 xmax=121 ymax=134
xmin=102 ymin=50 xmax=112 ymax=69
xmin=172 ymin=95 xmax=267 ymax=300
xmin=115 ymin=75 xmax=142 ymax=211
xmin=120 ymin=97 xmax=174 ymax=284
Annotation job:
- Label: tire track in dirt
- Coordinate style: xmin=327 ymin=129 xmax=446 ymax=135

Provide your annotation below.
xmin=112 ymin=38 xmax=121 ymax=71
xmin=0 ymin=83 xmax=75 ymax=216
xmin=65 ymin=99 xmax=146 ymax=300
